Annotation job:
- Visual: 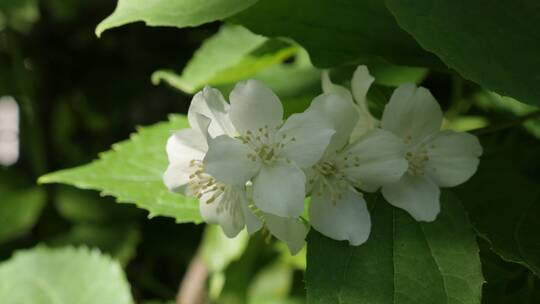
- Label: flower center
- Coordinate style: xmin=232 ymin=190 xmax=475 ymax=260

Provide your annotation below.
xmin=316 ymin=160 xmax=337 ymax=176
xmin=238 ymin=124 xmax=296 ymax=165
xmin=311 ymin=160 xmax=361 ymax=204
xmin=186 ymin=160 xmax=242 ymax=221
xmin=405 ymin=148 xmax=430 ymax=176
xmin=187 ymin=160 xmax=225 ymax=203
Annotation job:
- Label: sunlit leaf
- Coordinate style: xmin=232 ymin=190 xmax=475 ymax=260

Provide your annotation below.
xmin=152 ymin=25 xmax=297 ymax=94
xmin=39 ymin=115 xmax=202 ymax=224
xmin=96 ymin=0 xmax=258 ymax=36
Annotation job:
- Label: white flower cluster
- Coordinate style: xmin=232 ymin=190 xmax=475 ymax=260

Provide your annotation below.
xmin=164 ymin=65 xmax=482 ymax=253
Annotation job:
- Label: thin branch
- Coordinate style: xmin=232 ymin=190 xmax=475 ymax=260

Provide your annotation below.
xmin=472 ymin=110 xmax=540 ymax=136
xmin=176 ymin=254 xmax=208 ymax=304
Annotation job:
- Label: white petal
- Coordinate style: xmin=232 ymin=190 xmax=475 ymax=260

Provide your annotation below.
xmin=229 ymin=80 xmax=283 ymax=135
xmin=199 ymin=188 xmax=246 ymax=238
xmin=241 ymin=201 xmax=263 ymax=235
xmin=349 ymin=105 xmax=380 ymax=142
xmin=342 ymin=129 xmax=408 ymax=190
xmin=382 ymin=174 xmax=441 ymax=222
xmin=425 ymin=131 xmax=482 ymax=187
xmin=163 ymin=163 xmax=191 ymax=192
xmin=306 ymin=93 xmax=358 ymax=153
xmin=321 ymin=70 xmax=354 ymax=102
xmin=204 ymin=135 xmax=260 ymax=185
xmin=264 ymin=213 xmax=309 ymax=255
xmin=381 ymin=84 xmax=443 ymax=144
xmin=350 ymin=66 xmax=378 ymax=139
xmin=276 ymin=110 xmax=335 ymax=168
xmin=166 ymin=129 xmax=207 ymax=165
xmin=188 ymin=87 xmax=236 ymax=137
xmin=351 ymin=65 xmax=375 ymax=113
xmin=194 ymin=114 xmax=212 ymax=143
xmin=252 ymin=161 xmax=306 ymax=218
xmin=309 ymin=187 xmax=371 ymax=246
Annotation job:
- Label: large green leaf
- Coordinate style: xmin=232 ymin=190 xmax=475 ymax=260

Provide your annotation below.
xmin=0 ymin=246 xmax=133 ymax=304
xmin=231 ymin=0 xmax=440 ymax=68
xmin=0 ymin=181 xmax=45 ymax=244
xmin=480 ymin=239 xmax=540 ymax=304
xmin=96 ymin=0 xmax=258 ymax=36
xmin=39 ymin=115 xmax=202 ymax=224
xmin=306 ymin=193 xmax=483 ymax=304
xmin=456 ymin=133 xmax=540 ymax=276
xmin=386 ymin=0 xmax=540 ymax=107
xmin=152 ymin=24 xmax=296 ymax=94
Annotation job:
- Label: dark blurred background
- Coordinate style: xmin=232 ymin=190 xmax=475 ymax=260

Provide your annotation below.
xmin=0 ymin=0 xmax=219 ymax=301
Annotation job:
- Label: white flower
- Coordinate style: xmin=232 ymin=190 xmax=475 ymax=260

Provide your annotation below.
xmin=322 ymin=65 xmax=377 ymax=140
xmin=163 ymin=87 xmax=262 ymax=238
xmin=304 ymin=93 xmax=408 ymax=245
xmin=203 ymin=80 xmax=335 ymax=218
xmin=164 ymin=85 xmax=310 ymax=253
xmin=380 ymin=84 xmax=483 ymax=222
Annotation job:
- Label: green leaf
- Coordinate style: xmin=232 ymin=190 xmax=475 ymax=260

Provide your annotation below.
xmin=456 ymin=133 xmax=540 ymax=276
xmin=201 ymin=225 xmax=249 ymax=273
xmin=0 ymin=246 xmax=134 ymax=304
xmin=0 ymin=183 xmax=45 ymax=244
xmin=386 ymin=0 xmax=540 ymax=107
xmin=200 ymin=225 xmax=250 ymax=300
xmin=39 ymin=115 xmax=202 ymax=224
xmin=234 ymin=49 xmax=321 ymax=117
xmin=247 ymin=261 xmax=295 ymax=304
xmin=152 ymin=24 xmax=297 ymax=94
xmin=473 ymin=92 xmax=540 ymax=139
xmin=231 ymin=0 xmax=441 ymax=68
xmin=480 ymin=239 xmax=540 ymax=304
xmin=369 ymin=62 xmax=428 ymax=87
xmin=306 ymin=192 xmax=483 ymax=304
xmin=96 ymin=0 xmax=258 ymax=37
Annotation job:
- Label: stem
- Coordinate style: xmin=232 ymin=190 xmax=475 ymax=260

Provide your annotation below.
xmin=472 ymin=110 xmax=540 ymax=136
xmin=176 ymin=254 xmax=208 ymax=304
